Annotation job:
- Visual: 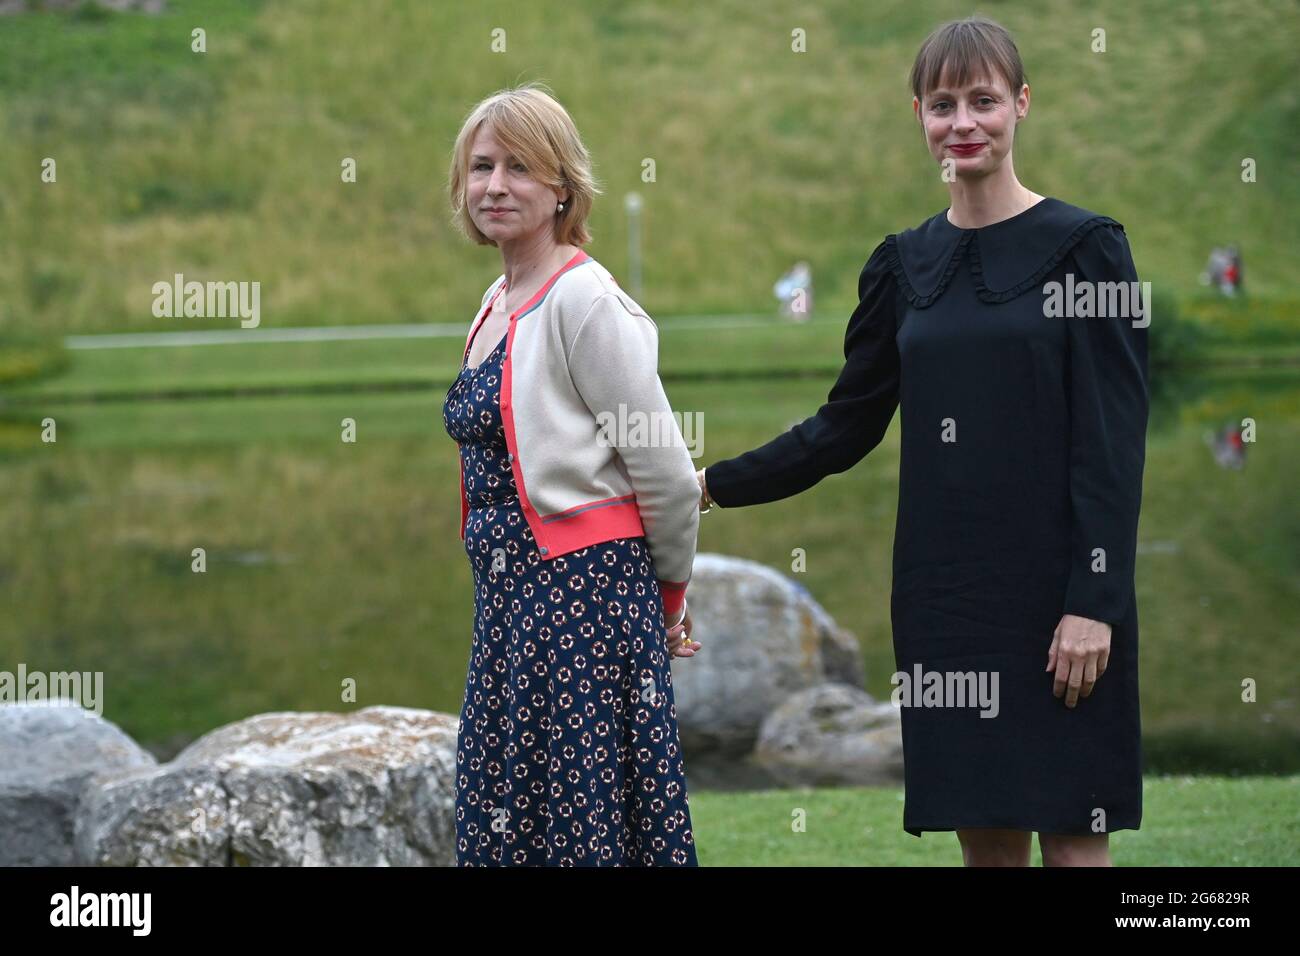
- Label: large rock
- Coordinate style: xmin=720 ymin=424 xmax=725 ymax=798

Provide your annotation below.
xmin=669 ymin=553 xmax=866 ymax=756
xmin=75 ymin=706 xmax=459 ymax=866
xmin=0 ymin=700 xmax=157 ymax=866
xmin=753 ymin=682 xmax=903 ymax=787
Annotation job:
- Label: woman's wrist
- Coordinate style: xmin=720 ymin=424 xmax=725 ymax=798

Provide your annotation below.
xmin=666 ymin=602 xmax=687 ymax=628
xmin=696 ymin=468 xmax=716 ymax=513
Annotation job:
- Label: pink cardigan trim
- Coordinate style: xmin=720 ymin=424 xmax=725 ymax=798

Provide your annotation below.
xmin=457 ymin=249 xmax=688 ymax=619
xmin=460 ymin=248 xmax=595 ymax=549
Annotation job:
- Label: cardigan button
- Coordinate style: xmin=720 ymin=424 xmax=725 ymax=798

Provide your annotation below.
xmin=540 ymin=546 xmax=548 ymax=555
xmin=506 ymin=453 xmax=514 ymax=463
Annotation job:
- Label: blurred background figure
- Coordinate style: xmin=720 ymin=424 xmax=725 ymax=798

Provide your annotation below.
xmin=774 ymin=260 xmax=814 ymax=321
xmin=1205 ymin=421 xmax=1247 ymax=469
xmin=1201 ymin=244 xmax=1244 ymax=297
xmin=1226 ymin=245 xmax=1244 ymax=295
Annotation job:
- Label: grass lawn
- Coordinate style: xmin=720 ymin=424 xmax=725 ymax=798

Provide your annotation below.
xmin=8 ymin=315 xmax=851 ymax=401
xmin=689 ymin=775 xmax=1300 ymax=865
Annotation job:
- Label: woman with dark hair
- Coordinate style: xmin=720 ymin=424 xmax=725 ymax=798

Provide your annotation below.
xmin=696 ymin=16 xmax=1148 ymax=867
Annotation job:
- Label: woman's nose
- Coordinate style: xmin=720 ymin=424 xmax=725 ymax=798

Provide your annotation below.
xmin=487 ymin=165 xmax=508 ymax=194
xmin=951 ymin=104 xmax=976 ymax=130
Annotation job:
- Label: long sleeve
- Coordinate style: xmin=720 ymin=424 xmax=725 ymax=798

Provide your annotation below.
xmin=704 ymin=239 xmax=901 ymax=507
xmin=1061 ymin=223 xmax=1149 ymax=625
xmin=567 ymin=292 xmax=700 ymax=619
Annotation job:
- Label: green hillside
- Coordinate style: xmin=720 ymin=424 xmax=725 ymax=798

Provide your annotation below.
xmin=1 ymin=0 xmax=1296 ymax=334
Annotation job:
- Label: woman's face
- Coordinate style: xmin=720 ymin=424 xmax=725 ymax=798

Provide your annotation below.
xmin=466 ymin=124 xmax=568 ymax=246
xmin=913 ymin=71 xmax=1028 ymax=179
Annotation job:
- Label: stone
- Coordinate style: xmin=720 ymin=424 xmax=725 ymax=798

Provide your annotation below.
xmin=669 ymin=553 xmax=866 ymax=756
xmin=753 ymin=682 xmax=903 ymax=787
xmin=0 ymin=700 xmax=157 ymax=866
xmin=75 ymin=705 xmax=458 ymax=866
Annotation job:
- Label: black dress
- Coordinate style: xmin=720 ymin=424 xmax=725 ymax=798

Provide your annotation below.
xmin=705 ymin=197 xmax=1148 ymax=836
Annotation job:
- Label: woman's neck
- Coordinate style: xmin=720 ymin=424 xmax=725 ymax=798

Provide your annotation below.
xmin=945 ymin=166 xmax=1040 ymax=229
xmin=499 ymin=232 xmax=574 ymax=292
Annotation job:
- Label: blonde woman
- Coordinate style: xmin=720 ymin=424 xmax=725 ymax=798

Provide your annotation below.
xmin=443 ymin=84 xmax=702 ymax=866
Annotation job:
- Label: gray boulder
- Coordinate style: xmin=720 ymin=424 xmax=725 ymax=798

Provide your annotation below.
xmin=753 ymin=682 xmax=903 ymax=787
xmin=0 ymin=701 xmax=157 ymax=866
xmin=669 ymin=553 xmax=866 ymax=756
xmin=75 ymin=705 xmax=459 ymax=866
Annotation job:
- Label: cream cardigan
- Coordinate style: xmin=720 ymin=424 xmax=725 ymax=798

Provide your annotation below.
xmin=458 ymin=249 xmax=699 ymax=619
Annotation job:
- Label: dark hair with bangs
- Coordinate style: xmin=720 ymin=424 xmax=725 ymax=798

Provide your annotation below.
xmin=909 ymin=16 xmax=1026 ymax=102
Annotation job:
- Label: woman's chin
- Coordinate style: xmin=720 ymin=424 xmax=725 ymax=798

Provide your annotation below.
xmin=476 ymin=221 xmax=516 ymax=242
xmin=949 ymin=160 xmax=999 ymax=180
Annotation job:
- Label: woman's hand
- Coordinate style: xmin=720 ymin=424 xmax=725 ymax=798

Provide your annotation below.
xmin=666 ymin=601 xmax=701 ymax=658
xmin=1046 ymin=613 xmax=1111 ymax=707
xmin=695 ymin=469 xmax=715 ymax=512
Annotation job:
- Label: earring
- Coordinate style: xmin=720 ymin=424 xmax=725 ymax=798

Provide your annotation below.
xmin=557 ymin=202 xmax=565 ymax=213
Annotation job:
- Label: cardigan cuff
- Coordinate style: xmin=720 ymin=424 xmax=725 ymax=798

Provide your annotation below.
xmin=659 ymin=580 xmax=688 ymax=620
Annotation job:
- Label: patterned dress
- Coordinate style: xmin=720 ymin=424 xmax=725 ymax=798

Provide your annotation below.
xmin=442 ymin=327 xmax=698 ymax=866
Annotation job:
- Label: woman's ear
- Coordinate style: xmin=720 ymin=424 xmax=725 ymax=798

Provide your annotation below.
xmin=1017 ymin=83 xmax=1031 ymax=121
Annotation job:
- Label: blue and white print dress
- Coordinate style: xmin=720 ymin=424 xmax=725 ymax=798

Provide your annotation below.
xmin=441 ymin=327 xmax=698 ymax=866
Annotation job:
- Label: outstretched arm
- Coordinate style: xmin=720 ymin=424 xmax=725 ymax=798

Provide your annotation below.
xmin=702 ymin=239 xmax=901 ymax=508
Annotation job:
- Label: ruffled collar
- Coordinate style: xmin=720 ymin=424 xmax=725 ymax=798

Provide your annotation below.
xmin=884 ymin=197 xmax=1121 ymax=308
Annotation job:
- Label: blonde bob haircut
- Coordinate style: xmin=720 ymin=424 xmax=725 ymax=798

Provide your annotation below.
xmin=447 ymin=82 xmax=602 ymax=247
